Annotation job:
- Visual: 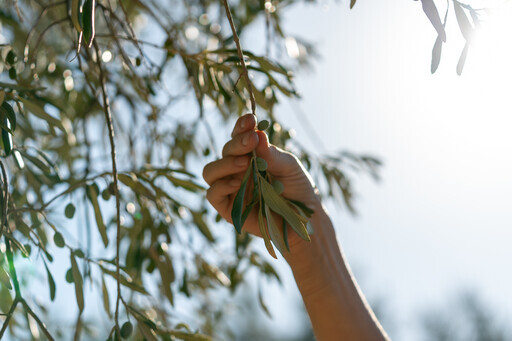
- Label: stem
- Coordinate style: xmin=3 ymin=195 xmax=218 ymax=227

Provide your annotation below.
xmin=22 ymin=300 xmax=55 ymax=340
xmin=0 ymin=299 xmax=19 ymax=338
xmin=221 ymin=0 xmax=257 ymax=116
xmin=93 ymin=43 xmax=122 ymax=333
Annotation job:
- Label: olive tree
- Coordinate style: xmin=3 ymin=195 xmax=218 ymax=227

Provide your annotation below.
xmin=0 ymin=0 xmax=476 ymax=339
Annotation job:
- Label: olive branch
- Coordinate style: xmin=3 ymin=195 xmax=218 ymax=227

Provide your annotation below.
xmin=221 ymin=0 xmax=313 ymax=258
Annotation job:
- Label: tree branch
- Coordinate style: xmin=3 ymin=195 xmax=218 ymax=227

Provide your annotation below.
xmin=93 ymin=42 xmax=122 ymax=334
xmin=221 ymin=0 xmax=257 ymax=116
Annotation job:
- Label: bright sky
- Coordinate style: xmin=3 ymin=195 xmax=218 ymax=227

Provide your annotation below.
xmin=258 ymin=0 xmax=512 ymax=339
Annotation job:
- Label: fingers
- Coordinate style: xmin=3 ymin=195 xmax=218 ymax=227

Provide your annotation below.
xmin=222 ymin=130 xmax=259 ymax=157
xmin=203 ymin=155 xmax=250 ymax=186
xmin=205 ymin=178 xmax=241 ymax=217
xmin=231 ymin=113 xmax=256 ymax=138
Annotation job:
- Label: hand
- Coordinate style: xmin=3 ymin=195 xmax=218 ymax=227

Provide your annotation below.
xmin=203 ymin=114 xmax=321 ymax=246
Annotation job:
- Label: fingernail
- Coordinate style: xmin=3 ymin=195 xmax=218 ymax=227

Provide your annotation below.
xmin=229 ymin=179 xmax=241 ymax=187
xmin=235 ymin=156 xmax=248 ymax=166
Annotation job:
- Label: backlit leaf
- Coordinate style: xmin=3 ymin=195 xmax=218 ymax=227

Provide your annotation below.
xmin=86 ymin=184 xmax=108 ymax=247
xmin=421 ymin=0 xmax=446 ymax=42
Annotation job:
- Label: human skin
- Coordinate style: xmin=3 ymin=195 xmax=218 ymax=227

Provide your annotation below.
xmin=203 ymin=114 xmax=389 ymax=340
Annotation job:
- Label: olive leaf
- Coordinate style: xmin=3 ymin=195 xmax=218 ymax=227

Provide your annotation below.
xmin=86 ymin=184 xmax=108 ymax=247
xmin=70 ymin=252 xmax=84 ymax=312
xmin=421 ymin=0 xmax=446 ymax=42
xmin=231 ymin=160 xmax=252 ymax=233
xmin=264 ymin=204 xmax=287 ymax=256
xmin=82 ymin=0 xmax=96 ymax=48
xmin=101 ymin=275 xmax=111 ymax=317
xmin=44 ymin=261 xmax=56 ymax=301
xmin=1 ymin=101 xmax=16 ymax=132
xmin=258 ymin=203 xmax=276 ymax=259
xmin=71 ymin=0 xmax=82 ymax=33
xmin=431 ymin=35 xmax=443 ymax=74
xmin=0 ymin=265 xmax=12 ymax=290
xmin=17 ymin=97 xmax=66 ymax=133
xmin=454 ymin=1 xmax=473 ymax=42
xmin=259 ymin=174 xmax=310 ymax=242
xmin=457 ymin=41 xmax=470 ymax=76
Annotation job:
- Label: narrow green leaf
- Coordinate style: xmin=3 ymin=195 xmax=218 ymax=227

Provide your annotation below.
xmin=17 ymin=97 xmax=66 ymax=133
xmin=258 ymin=203 xmax=276 ymax=259
xmin=119 ymin=173 xmax=156 ymax=200
xmin=231 ymin=162 xmax=252 ymax=233
xmin=1 ymin=127 xmax=12 ymax=156
xmin=82 ymin=0 xmax=96 ymax=48
xmin=264 ymin=204 xmax=287 ymax=256
xmin=164 ymin=175 xmax=205 ymax=192
xmin=259 ymin=175 xmax=310 ymax=241
xmin=350 ymin=0 xmax=357 ymax=9
xmin=191 ymin=211 xmax=215 ymax=242
xmin=86 ymin=184 xmax=108 ymax=247
xmin=1 ymin=102 xmax=16 ymax=131
xmin=282 ymin=218 xmax=290 ymax=252
xmin=101 ymin=267 xmax=149 ymax=295
xmin=70 ymin=252 xmax=84 ymax=312
xmin=44 ymin=261 xmax=56 ymax=301
xmin=0 ymin=265 xmax=12 ymax=290
xmin=71 ymin=0 xmax=82 ymax=32
xmin=101 ymin=275 xmax=111 ymax=317
xmin=258 ymin=284 xmax=272 ymax=318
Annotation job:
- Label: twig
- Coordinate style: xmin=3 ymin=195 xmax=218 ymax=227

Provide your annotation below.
xmin=93 ymin=42 xmax=122 ymax=334
xmin=22 ymin=300 xmax=55 ymax=340
xmin=221 ymin=0 xmax=257 ymax=116
xmin=0 ymin=298 xmax=19 ymax=337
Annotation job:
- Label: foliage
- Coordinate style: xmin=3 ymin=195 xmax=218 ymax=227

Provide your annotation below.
xmin=3 ymin=0 xmax=462 ymax=339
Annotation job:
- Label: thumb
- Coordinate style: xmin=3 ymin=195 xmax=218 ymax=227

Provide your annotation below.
xmin=255 ymin=131 xmax=294 ymax=174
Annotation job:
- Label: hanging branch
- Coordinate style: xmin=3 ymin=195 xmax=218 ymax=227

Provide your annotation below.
xmin=221 ymin=0 xmax=256 ymax=116
xmin=93 ymin=42 xmax=122 ymax=334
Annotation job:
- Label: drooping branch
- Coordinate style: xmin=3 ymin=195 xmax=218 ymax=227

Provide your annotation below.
xmin=93 ymin=42 xmax=122 ymax=334
xmin=221 ymin=0 xmax=257 ymax=116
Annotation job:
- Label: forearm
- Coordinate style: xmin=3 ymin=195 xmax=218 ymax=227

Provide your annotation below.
xmin=285 ymin=202 xmax=389 ymax=341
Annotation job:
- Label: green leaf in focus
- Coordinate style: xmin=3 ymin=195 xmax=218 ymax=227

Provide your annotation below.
xmin=264 ymin=204 xmax=287 ymax=256
xmin=1 ymin=101 xmax=16 ymax=131
xmin=231 ymin=162 xmax=252 ymax=233
xmin=259 ymin=175 xmax=310 ymax=242
xmin=82 ymin=0 xmax=96 ymax=48
xmin=258 ymin=203 xmax=276 ymax=259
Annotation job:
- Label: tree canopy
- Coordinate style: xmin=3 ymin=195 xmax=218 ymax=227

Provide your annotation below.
xmin=0 ymin=0 xmax=479 ymax=339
